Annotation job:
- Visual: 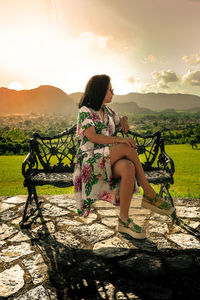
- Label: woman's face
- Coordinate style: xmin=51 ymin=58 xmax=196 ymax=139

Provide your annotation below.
xmin=102 ymin=82 xmax=114 ymax=106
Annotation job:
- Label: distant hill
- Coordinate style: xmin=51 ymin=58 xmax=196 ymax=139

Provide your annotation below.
xmin=112 ymin=92 xmax=200 ymax=111
xmin=1 ymin=86 xmax=200 ymax=115
xmin=68 ymin=92 xmax=150 ymax=114
xmin=110 ymin=102 xmax=153 ymax=114
xmin=0 ymin=85 xmax=77 ymax=114
xmin=69 ymin=91 xmax=200 ymax=113
xmin=69 ymin=92 xmax=83 ymax=104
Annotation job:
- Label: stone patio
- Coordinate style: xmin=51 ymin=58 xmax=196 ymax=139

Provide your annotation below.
xmin=0 ymin=194 xmax=199 ymax=299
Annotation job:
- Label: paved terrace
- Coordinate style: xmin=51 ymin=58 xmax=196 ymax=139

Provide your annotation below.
xmin=0 ymin=194 xmax=200 ymax=300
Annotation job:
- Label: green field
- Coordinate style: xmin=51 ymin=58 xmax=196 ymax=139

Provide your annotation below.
xmin=164 ymin=144 xmax=200 ymax=199
xmin=0 ymin=155 xmax=74 ymax=196
xmin=0 ymin=144 xmax=199 ymax=198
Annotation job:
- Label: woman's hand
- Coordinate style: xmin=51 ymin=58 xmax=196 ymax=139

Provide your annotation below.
xmin=119 ymin=116 xmax=129 ymax=133
xmin=117 ymin=137 xmax=137 ymax=148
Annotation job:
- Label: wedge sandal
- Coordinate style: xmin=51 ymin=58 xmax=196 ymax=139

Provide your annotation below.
xmin=118 ymin=217 xmax=146 ymax=239
xmin=142 ymin=194 xmax=175 ymax=216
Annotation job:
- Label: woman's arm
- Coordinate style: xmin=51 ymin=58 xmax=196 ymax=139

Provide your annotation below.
xmin=119 ymin=116 xmax=129 ymax=133
xmin=84 ymin=126 xmax=136 ymax=148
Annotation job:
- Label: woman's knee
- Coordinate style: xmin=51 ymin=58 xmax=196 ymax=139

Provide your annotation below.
xmin=113 ymin=159 xmax=135 ymax=178
xmin=110 ymin=144 xmax=137 ymax=165
xmin=121 ymin=160 xmax=135 ymax=177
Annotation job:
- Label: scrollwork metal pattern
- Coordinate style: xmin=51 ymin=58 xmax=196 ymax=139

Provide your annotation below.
xmin=116 ymin=130 xmax=161 ymax=169
xmin=31 ymin=128 xmax=79 ymax=173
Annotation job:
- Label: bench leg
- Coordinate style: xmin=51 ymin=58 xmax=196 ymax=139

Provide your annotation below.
xmin=20 ymin=185 xmax=41 ymax=228
xmin=158 ymin=182 xmax=177 ymax=219
xmin=159 ymin=183 xmax=200 ymax=240
xmin=159 ymin=182 xmax=175 ymax=207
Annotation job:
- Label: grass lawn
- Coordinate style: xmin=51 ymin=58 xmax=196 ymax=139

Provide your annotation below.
xmin=0 ymin=144 xmax=199 ymax=198
xmin=0 ymin=155 xmax=73 ymax=196
xmin=164 ymin=144 xmax=200 ymax=199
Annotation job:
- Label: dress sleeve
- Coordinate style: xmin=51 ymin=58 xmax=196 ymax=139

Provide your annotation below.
xmin=77 ymin=106 xmax=95 ymax=138
xmin=107 ymin=106 xmax=120 ymax=131
xmin=113 ymin=111 xmax=120 ymax=131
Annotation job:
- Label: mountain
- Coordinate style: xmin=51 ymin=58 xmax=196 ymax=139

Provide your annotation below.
xmin=1 ymin=86 xmax=200 ymax=115
xmin=110 ymin=102 xmax=153 ymax=114
xmin=68 ymin=92 xmax=149 ymax=113
xmin=112 ymin=92 xmax=200 ymax=111
xmin=69 ymin=91 xmax=200 ymax=113
xmin=69 ymin=92 xmax=83 ymax=104
xmin=0 ymin=85 xmax=77 ymax=114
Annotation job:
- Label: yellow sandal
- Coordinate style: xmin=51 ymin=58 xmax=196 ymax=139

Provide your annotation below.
xmin=118 ymin=217 xmax=146 ymax=239
xmin=142 ymin=194 xmax=175 ymax=216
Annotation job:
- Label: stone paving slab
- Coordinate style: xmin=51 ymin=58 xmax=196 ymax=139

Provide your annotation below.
xmin=0 ymin=265 xmax=24 ymax=298
xmin=0 ymin=194 xmax=200 ymax=299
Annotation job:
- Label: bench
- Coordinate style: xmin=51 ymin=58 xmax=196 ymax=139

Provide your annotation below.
xmin=20 ymin=125 xmax=176 ymax=228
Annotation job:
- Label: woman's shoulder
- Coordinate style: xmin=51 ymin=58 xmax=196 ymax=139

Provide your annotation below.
xmin=79 ymin=106 xmax=91 ymax=113
xmin=105 ymin=105 xmax=116 ymax=115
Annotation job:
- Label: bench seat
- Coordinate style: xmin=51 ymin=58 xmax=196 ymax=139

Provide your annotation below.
xmin=27 ymin=168 xmax=171 ymax=189
xmin=26 ymin=172 xmax=74 ymax=187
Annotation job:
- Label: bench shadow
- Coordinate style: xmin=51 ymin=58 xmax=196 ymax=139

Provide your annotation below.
xmin=23 ymin=211 xmax=200 ymax=300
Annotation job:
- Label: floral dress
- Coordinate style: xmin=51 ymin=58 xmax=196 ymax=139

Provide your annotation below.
xmin=73 ymin=105 xmax=121 ymax=216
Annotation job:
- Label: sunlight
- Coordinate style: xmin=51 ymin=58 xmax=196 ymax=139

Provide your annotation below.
xmin=0 ymin=1 xmax=130 ymax=94
xmin=8 ymin=81 xmax=24 ymax=91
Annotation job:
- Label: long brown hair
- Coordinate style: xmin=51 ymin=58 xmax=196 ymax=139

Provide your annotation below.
xmin=79 ymin=74 xmax=110 ymax=110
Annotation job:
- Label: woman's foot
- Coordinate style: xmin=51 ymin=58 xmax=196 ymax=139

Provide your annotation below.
xmin=142 ymin=193 xmax=175 ymax=216
xmin=118 ymin=217 xmax=146 ymax=239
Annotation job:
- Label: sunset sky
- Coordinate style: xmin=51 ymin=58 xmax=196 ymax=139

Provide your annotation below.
xmin=0 ymin=0 xmax=200 ymax=95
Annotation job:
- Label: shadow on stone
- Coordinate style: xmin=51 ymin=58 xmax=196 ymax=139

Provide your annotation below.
xmin=22 ymin=210 xmax=200 ymax=300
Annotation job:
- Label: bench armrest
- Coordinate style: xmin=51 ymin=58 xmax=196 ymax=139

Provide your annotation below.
xmin=22 ymin=142 xmax=38 ymax=179
xmin=116 ymin=129 xmax=175 ymax=177
xmin=116 ymin=129 xmax=162 ymax=168
xmin=157 ymin=138 xmax=175 ymax=180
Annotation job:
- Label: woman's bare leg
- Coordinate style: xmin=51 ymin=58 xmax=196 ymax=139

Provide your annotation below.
xmin=110 ymin=144 xmax=156 ymax=199
xmin=112 ymin=159 xmax=135 ymax=222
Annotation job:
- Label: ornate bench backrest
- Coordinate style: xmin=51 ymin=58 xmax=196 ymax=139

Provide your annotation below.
xmin=30 ymin=124 xmax=161 ymax=173
xmin=116 ymin=130 xmax=161 ymax=170
xmin=31 ymin=125 xmax=78 ymax=172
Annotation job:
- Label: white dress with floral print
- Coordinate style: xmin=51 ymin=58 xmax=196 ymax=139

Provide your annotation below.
xmin=73 ymin=105 xmax=122 ymax=216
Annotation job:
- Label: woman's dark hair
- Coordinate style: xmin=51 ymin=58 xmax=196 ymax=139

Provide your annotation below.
xmin=79 ymin=74 xmax=110 ymax=110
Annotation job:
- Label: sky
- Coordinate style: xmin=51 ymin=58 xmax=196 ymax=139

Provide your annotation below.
xmin=0 ymin=0 xmax=200 ymax=95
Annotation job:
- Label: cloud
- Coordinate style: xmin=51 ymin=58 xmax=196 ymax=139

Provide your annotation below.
xmin=159 ymin=83 xmax=169 ymax=89
xmin=138 ymin=82 xmax=155 ymax=93
xmin=76 ymin=31 xmax=110 ymax=50
xmin=126 ymin=75 xmax=135 ymax=84
xmin=152 ymin=70 xmax=179 ymax=85
xmin=183 ymin=70 xmax=200 ymax=86
xmin=182 ymin=53 xmax=200 ymax=66
xmin=143 ymin=54 xmax=157 ymax=64
xmin=125 ymin=75 xmax=148 ymax=93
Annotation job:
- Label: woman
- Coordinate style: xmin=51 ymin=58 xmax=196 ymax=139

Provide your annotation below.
xmin=73 ymin=74 xmax=174 ymax=239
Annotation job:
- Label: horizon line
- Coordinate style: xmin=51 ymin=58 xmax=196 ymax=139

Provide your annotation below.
xmin=0 ymin=85 xmax=200 ymax=98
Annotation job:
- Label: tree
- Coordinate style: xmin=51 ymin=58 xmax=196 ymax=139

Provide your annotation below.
xmin=2 ymin=128 xmax=25 ymax=142
xmin=188 ymin=137 xmax=198 ymax=149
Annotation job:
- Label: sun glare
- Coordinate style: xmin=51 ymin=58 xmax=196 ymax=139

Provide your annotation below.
xmin=8 ymin=81 xmax=24 ymax=91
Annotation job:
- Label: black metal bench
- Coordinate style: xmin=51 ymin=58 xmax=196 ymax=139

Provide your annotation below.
xmin=20 ymin=125 xmax=200 ymax=240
